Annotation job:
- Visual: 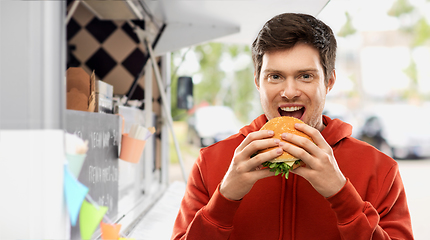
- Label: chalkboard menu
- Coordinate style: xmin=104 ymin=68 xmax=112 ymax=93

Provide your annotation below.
xmin=65 ymin=110 xmax=120 ymax=238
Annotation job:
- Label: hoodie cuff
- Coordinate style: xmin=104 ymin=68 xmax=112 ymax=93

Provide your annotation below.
xmin=326 ymin=178 xmax=365 ymax=224
xmin=202 ymin=184 xmax=242 ymax=228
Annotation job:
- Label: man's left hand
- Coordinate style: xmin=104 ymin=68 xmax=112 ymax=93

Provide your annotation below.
xmin=280 ymin=123 xmax=346 ymax=198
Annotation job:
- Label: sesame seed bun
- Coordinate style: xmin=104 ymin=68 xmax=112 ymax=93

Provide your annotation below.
xmin=259 ymin=116 xmax=313 ymax=164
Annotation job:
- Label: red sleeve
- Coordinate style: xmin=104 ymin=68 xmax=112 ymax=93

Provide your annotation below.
xmin=327 ymin=164 xmax=413 ymax=240
xmin=171 ymin=155 xmax=241 ymax=240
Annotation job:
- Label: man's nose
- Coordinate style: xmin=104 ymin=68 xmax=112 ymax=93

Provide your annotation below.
xmin=280 ymin=80 xmax=300 ymax=99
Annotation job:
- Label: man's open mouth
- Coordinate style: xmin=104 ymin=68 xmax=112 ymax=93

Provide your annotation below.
xmin=278 ymin=106 xmax=305 ymax=120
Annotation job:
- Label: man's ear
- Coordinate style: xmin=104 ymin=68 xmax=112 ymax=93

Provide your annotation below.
xmin=326 ymin=70 xmax=336 ymax=94
xmin=254 ymin=72 xmax=260 ymax=90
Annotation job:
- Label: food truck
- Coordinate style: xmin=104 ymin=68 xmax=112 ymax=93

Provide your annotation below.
xmin=0 ymin=0 xmax=329 ymax=238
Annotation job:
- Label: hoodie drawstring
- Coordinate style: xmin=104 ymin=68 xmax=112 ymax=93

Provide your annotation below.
xmin=278 ymin=177 xmax=286 ymax=240
xmin=279 ymin=175 xmax=298 ymax=240
xmin=291 ymin=175 xmax=297 ymax=239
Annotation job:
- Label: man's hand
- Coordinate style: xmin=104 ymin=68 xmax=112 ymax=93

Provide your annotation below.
xmin=281 ymin=123 xmax=346 ymax=198
xmin=220 ymin=130 xmax=282 ymax=201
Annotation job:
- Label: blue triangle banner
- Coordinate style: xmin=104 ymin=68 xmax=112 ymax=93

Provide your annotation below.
xmin=64 ymin=165 xmax=89 ymax=226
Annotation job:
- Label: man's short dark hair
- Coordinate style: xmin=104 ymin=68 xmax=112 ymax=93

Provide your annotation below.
xmin=252 ymin=13 xmax=337 ymax=85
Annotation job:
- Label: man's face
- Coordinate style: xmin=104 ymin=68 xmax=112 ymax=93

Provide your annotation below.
xmin=255 ymin=43 xmax=335 ymax=131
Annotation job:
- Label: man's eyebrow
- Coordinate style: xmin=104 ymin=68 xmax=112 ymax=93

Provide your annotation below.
xmin=262 ymin=68 xmax=319 ymax=74
xmin=261 ymin=68 xmax=282 ymax=74
xmin=297 ymin=68 xmax=319 ymax=73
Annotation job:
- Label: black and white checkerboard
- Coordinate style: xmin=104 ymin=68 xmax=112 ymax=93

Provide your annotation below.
xmin=67 ymin=3 xmax=146 ymax=97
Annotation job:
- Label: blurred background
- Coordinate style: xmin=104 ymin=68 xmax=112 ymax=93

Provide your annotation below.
xmin=168 ymin=0 xmax=430 ymax=239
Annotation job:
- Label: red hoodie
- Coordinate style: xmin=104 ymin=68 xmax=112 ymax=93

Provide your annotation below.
xmin=171 ymin=115 xmax=413 ymax=240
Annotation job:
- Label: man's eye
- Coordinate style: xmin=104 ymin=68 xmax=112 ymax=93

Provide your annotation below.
xmin=300 ymin=74 xmax=313 ymax=81
xmin=268 ymin=74 xmax=282 ymax=82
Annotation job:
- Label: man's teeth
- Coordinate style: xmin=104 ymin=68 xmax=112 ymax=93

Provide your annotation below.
xmin=280 ymin=106 xmax=303 ymax=112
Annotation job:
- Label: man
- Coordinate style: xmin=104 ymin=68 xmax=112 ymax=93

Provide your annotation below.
xmin=171 ymin=13 xmax=413 ymax=239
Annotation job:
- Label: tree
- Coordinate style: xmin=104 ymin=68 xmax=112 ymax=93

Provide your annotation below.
xmin=170 ymin=42 xmax=257 ymax=123
xmin=387 ymin=0 xmax=414 ymax=17
xmin=412 ymin=17 xmax=430 ymax=46
xmin=388 ymin=0 xmax=430 ymax=100
xmin=338 ymin=12 xmax=357 ymax=38
xmin=214 ymin=44 xmax=256 ymax=122
xmin=193 ymin=43 xmax=225 ymax=106
xmin=170 ymin=50 xmax=187 ymax=120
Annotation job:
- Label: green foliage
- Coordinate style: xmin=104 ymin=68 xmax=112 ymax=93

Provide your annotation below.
xmin=403 ymin=59 xmax=418 ymax=86
xmin=338 ymin=12 xmax=357 ymax=37
xmin=387 ymin=0 xmax=430 ymax=101
xmin=412 ymin=17 xmax=430 ymax=46
xmin=219 ymin=44 xmax=255 ymax=123
xmin=388 ymin=0 xmax=414 ymax=17
xmin=193 ymin=43 xmax=225 ymax=105
xmin=347 ymin=74 xmax=360 ymax=98
xmin=229 ymin=66 xmax=256 ymax=123
xmin=262 ymin=160 xmax=302 ymax=179
xmin=387 ymin=0 xmax=430 ymax=48
xmin=402 ymin=59 xmax=420 ymax=100
xmin=170 ymin=51 xmax=188 ymax=121
xmin=170 ymin=42 xmax=256 ymax=123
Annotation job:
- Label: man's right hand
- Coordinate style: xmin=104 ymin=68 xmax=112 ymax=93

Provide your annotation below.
xmin=219 ymin=130 xmax=283 ymax=201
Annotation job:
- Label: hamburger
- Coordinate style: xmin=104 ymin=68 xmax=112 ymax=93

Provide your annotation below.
xmin=257 ymin=116 xmax=314 ymax=179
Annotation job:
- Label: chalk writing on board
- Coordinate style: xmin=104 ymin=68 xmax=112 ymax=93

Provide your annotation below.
xmin=88 ymin=165 xmax=119 ymax=184
xmin=73 ymin=129 xmax=119 ymax=148
xmin=73 ymin=130 xmax=83 ymax=139
xmin=98 ymin=193 xmax=114 ymax=214
xmin=90 ymin=131 xmax=110 ymax=149
xmin=66 ymin=110 xmax=120 ymax=240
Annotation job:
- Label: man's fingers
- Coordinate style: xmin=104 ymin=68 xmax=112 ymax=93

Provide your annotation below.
xmin=236 ymin=130 xmax=275 ymax=154
xmin=250 ymin=168 xmax=276 ymax=181
xmin=247 ymin=147 xmax=283 ymax=171
xmin=280 ymin=124 xmax=326 ymax=168
xmin=279 ymin=135 xmax=315 ymax=166
xmin=290 ymin=164 xmax=310 ymax=177
xmin=294 ymin=123 xmax=331 ymax=152
xmin=242 ymin=137 xmax=281 ymax=158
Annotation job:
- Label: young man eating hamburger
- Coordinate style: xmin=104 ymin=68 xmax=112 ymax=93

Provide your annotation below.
xmin=171 ymin=13 xmax=413 ymax=240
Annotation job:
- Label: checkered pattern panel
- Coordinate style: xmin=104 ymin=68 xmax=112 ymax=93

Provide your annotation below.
xmin=67 ymin=4 xmax=147 ymax=96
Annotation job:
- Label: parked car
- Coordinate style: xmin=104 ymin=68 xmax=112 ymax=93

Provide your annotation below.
xmin=187 ymin=106 xmax=243 ymax=147
xmin=357 ymin=103 xmax=430 ymax=159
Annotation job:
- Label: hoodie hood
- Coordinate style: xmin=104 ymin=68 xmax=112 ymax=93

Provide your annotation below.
xmin=239 ymin=114 xmax=268 ymax=136
xmin=239 ymin=114 xmax=352 ymax=147
xmin=321 ymin=115 xmax=353 ymax=147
